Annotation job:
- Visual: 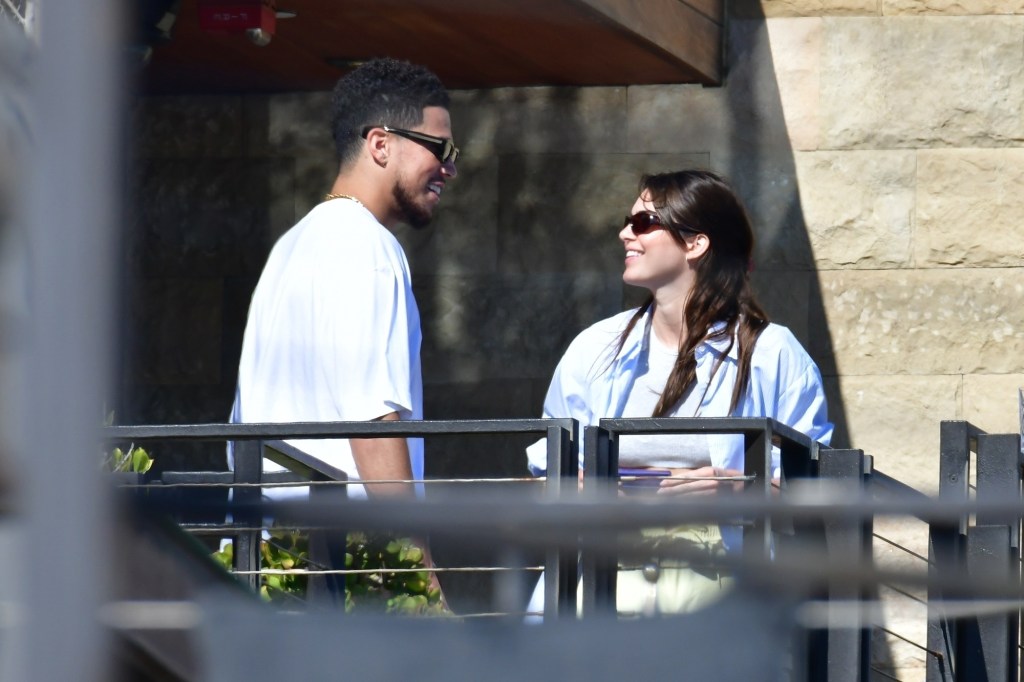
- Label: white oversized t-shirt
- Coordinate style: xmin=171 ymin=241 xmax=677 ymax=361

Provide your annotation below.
xmin=230 ymin=199 xmax=423 ymax=499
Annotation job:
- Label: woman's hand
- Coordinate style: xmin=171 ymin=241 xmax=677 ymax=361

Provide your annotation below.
xmin=656 ymin=466 xmax=746 ymax=496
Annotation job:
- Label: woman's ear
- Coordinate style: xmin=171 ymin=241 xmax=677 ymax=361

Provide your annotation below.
xmin=686 ymin=233 xmax=711 ymax=261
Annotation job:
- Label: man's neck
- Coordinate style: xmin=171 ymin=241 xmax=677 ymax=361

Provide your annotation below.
xmin=328 ymin=172 xmax=395 ymax=229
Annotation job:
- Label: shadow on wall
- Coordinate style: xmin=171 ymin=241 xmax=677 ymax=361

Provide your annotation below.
xmin=722 ymin=2 xmax=850 ymax=448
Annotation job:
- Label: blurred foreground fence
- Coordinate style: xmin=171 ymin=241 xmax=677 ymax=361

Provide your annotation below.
xmin=103 ymin=418 xmax=1023 ymax=682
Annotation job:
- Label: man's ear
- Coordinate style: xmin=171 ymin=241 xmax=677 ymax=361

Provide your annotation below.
xmin=687 ymin=233 xmax=710 ymax=261
xmin=364 ymin=127 xmax=389 ymax=166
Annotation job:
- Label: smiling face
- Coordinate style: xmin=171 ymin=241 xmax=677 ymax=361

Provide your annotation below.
xmin=619 ymin=193 xmax=704 ymax=298
xmin=389 ymin=106 xmax=458 ymax=229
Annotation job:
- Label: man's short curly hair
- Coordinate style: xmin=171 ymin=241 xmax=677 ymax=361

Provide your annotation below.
xmin=331 ymin=58 xmax=450 ymax=168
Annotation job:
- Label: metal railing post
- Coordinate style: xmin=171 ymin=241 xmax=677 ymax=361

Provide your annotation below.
xmin=307 ymin=467 xmax=349 ymax=608
xmin=966 ymin=433 xmax=1020 ymax=682
xmin=814 ymin=448 xmax=871 ymax=682
xmin=976 ymin=433 xmax=1021 ymax=539
xmin=927 ymin=420 xmax=973 ymax=682
xmin=962 ymin=525 xmax=1013 ymax=682
xmin=231 ymin=439 xmax=263 ymax=592
xmin=544 ymin=421 xmax=578 ymax=619
xmin=742 ymin=423 xmax=772 ymax=565
xmin=581 ymin=425 xmax=616 ymax=615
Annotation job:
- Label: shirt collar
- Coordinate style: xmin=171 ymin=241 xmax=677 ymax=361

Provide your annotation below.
xmin=615 ymin=306 xmax=652 ymax=364
xmin=699 ymin=320 xmax=740 ymax=361
xmin=620 ymin=308 xmax=740 ymax=361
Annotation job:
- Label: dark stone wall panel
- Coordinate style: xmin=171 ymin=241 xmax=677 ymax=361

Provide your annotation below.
xmin=415 ymin=272 xmax=623 ymax=384
xmin=450 ymin=87 xmax=629 ymax=155
xmin=750 ymin=269 xmax=812 ymax=347
xmin=123 ymin=277 xmax=222 ymax=386
xmin=265 ymin=92 xmax=333 ymax=154
xmin=128 ymin=158 xmax=279 ymax=277
xmin=219 ymin=275 xmax=261 ymax=402
xmin=727 ymin=159 xmax=818 ymax=271
xmin=497 ymin=152 xmax=709 ymax=275
xmin=422 ymin=377 xmax=549 ymax=479
xmin=115 ymin=383 xmax=235 ymax=473
xmin=132 ymin=96 xmax=246 ymax=158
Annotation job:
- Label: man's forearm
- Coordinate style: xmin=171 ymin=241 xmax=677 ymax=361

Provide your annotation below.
xmin=348 ymin=412 xmax=445 ymax=605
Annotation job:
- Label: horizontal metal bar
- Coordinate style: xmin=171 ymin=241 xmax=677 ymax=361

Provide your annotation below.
xmin=173 ymin=499 xmax=1024 ymax=604
xmin=160 ymin=472 xmax=306 ymax=485
xmin=177 ymin=525 xmax=265 ymax=534
xmin=103 ymin=418 xmax=576 ymax=441
xmin=122 ymin=478 xmax=544 ymax=491
xmin=597 ymin=416 xmax=815 ymax=450
xmin=231 ymin=566 xmax=545 ymax=576
xmin=940 ymin=419 xmax=988 ymax=453
xmin=144 ymin=487 xmax=1024 ymax=536
xmin=868 ymin=470 xmax=933 ymax=505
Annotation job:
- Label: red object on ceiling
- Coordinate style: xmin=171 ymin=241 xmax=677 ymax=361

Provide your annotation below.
xmin=197 ymin=0 xmax=276 ymax=34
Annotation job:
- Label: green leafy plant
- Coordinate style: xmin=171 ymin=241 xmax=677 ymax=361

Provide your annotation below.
xmin=344 ymin=532 xmax=447 ymax=616
xmin=102 ymin=444 xmax=154 ymax=474
xmin=212 ymin=529 xmax=308 ymax=603
xmin=213 ymin=530 xmax=448 ymax=615
xmin=101 ymin=409 xmax=154 ymax=474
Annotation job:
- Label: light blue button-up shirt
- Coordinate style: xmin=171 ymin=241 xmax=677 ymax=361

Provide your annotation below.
xmin=526 ymin=307 xmax=833 ymax=477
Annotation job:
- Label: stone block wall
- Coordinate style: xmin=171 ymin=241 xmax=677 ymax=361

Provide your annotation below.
xmin=747 ymin=3 xmax=1024 ymax=677
xmin=126 ymin=0 xmax=1024 ymax=649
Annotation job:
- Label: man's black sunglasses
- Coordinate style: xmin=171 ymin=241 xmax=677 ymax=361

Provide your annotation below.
xmin=623 ymin=210 xmax=664 ymax=235
xmin=361 ymin=125 xmax=460 ymax=165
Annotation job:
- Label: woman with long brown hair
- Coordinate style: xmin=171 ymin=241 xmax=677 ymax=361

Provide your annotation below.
xmin=526 ymin=169 xmax=832 ymax=614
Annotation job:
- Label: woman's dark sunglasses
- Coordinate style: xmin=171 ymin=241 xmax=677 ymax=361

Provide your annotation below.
xmin=361 ymin=125 xmax=460 ymax=165
xmin=623 ymin=210 xmax=663 ymax=235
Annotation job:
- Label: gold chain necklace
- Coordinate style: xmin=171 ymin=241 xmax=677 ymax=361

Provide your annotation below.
xmin=323 ymin=192 xmax=364 ymax=207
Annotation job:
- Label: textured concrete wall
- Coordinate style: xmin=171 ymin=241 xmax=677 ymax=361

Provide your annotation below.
xmin=127 ymin=1 xmax=1023 ymax=645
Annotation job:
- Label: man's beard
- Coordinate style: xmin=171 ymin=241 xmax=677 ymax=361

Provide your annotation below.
xmin=393 ymin=181 xmax=432 ymax=230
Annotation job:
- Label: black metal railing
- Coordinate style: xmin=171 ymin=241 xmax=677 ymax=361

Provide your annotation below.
xmin=580 ymin=417 xmax=822 ymax=611
xmin=866 ymin=468 xmax=939 ymax=681
xmin=926 ymin=421 xmax=1022 ymax=682
xmin=104 ymin=417 xmax=1024 ymax=682
xmin=581 ymin=416 xmax=874 ymax=681
xmin=104 ymin=418 xmax=578 ymax=618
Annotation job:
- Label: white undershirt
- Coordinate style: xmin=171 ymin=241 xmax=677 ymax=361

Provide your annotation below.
xmin=617 ymin=331 xmax=712 ymax=469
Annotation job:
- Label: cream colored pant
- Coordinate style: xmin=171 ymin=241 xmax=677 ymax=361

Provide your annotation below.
xmin=615 ymin=524 xmax=733 ymax=617
xmin=530 ymin=525 xmax=734 ymax=620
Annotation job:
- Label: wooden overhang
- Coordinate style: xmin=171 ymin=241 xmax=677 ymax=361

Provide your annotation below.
xmin=142 ymin=0 xmax=724 ymax=94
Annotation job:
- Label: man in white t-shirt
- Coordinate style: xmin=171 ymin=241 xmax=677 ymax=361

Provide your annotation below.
xmin=230 ymin=58 xmax=458 ymax=601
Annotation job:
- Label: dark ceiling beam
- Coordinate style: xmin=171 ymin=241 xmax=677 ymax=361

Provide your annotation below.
xmin=141 ymin=0 xmax=726 ymax=94
xmin=576 ymin=0 xmax=723 ymax=85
